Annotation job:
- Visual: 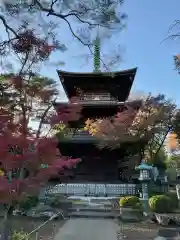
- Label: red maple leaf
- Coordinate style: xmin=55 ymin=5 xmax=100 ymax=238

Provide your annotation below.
xmin=0 ymin=95 xmax=81 ymax=205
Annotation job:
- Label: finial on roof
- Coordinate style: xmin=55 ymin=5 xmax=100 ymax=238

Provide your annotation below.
xmin=93 ymin=37 xmax=101 ymax=72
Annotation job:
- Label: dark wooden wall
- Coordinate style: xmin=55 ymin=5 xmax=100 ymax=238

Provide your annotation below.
xmin=70 ymin=156 xmax=119 ymax=182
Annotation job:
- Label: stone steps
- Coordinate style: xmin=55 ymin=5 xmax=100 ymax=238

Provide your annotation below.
xmin=69 ymin=211 xmax=119 ymax=218
xmin=68 ymin=198 xmax=119 ymax=218
xmin=69 ymin=207 xmax=113 ymax=213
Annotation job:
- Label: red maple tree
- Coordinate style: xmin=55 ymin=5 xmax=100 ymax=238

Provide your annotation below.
xmin=0 ymin=103 xmax=81 ymax=203
xmin=0 ymin=29 xmax=81 ymax=239
xmin=0 ymin=76 xmax=81 ymax=239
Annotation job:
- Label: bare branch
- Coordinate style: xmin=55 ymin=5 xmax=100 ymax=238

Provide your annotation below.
xmin=0 ymin=0 xmax=126 ymax=73
xmin=0 ymin=15 xmax=18 ymax=38
xmin=162 ymin=20 xmax=180 ymax=43
xmin=36 ymin=99 xmax=56 ymax=139
xmin=47 ymin=0 xmax=58 ymax=16
xmin=33 ymin=1 xmax=111 ymax=70
xmin=34 ymin=0 xmax=102 ymax=27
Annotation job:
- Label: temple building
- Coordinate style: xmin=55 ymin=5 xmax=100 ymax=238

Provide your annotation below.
xmin=53 ymin=38 xmax=143 ymax=184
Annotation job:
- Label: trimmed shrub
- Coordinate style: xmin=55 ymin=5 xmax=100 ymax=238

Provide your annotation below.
xmin=166 ymin=192 xmax=179 ymax=210
xmin=49 ymin=196 xmax=72 ymax=210
xmin=19 ymin=196 xmax=38 ymax=211
xmin=149 ymin=195 xmax=173 ymax=213
xmin=50 ymin=197 xmax=61 ymax=208
xmin=12 ymin=230 xmax=29 ymax=240
xmin=119 ymin=196 xmax=142 ymax=209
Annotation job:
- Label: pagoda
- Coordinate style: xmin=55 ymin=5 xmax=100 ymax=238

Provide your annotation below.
xmin=54 ymin=38 xmax=142 ymax=183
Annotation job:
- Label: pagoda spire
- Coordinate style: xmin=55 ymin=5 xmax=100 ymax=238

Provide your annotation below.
xmin=93 ymin=36 xmax=101 ymax=72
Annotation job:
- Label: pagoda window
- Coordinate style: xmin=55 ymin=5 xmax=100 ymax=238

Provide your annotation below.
xmin=84 ymin=93 xmax=117 ymax=101
xmin=75 ymin=87 xmax=118 ymax=101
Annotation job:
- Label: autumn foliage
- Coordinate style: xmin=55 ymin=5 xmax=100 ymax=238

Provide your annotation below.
xmin=0 ymin=100 xmax=81 ymax=205
xmin=11 ymin=30 xmax=56 ymax=62
xmin=0 ymin=57 xmax=81 ymax=206
xmin=84 ymin=95 xmax=179 ymax=155
xmin=84 ymin=98 xmax=162 ymax=147
xmin=84 ymin=105 xmax=138 ymax=141
xmin=167 ymin=132 xmax=179 ymax=151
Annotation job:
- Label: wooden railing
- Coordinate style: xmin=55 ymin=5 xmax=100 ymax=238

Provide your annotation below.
xmin=74 ymin=92 xmax=119 ymax=101
xmin=59 ymin=129 xmax=96 ymax=141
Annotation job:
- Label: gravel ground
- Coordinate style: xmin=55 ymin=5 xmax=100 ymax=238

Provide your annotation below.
xmin=54 ymin=218 xmax=117 ymax=240
xmin=116 ymin=221 xmax=160 ymax=240
xmin=1 ymin=216 xmax=178 ymax=239
xmin=116 ymin=221 xmax=180 ymax=239
xmin=54 ymin=218 xmax=160 ymax=240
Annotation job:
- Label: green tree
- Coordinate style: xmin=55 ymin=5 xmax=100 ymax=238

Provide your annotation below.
xmin=167 ymin=154 xmax=180 ymax=168
xmin=166 ymin=155 xmax=178 ymax=182
xmin=146 ymin=147 xmax=167 ymax=169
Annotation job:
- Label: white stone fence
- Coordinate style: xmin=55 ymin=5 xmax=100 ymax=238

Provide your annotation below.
xmin=45 ymin=183 xmax=137 ymax=197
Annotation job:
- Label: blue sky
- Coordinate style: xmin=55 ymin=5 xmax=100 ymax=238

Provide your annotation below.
xmin=1 ymin=1 xmax=180 ymax=104
xmin=39 ymin=0 xmax=180 ymax=105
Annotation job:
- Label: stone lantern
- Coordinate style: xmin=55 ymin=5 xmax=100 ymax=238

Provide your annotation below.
xmin=136 ymin=160 xmax=153 ymax=212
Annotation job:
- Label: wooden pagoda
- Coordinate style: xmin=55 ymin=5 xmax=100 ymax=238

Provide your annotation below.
xmin=53 ymin=36 xmax=143 ymax=184
xmin=54 ymin=68 xmax=143 ymax=183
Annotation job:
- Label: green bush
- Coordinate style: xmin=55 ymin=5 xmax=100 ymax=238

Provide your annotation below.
xmin=19 ymin=196 xmax=38 ymax=211
xmin=149 ymin=195 xmax=173 ymax=213
xmin=48 ymin=195 xmax=72 ymax=209
xmin=119 ymin=196 xmax=142 ymax=209
xmin=48 ymin=196 xmax=64 ymax=207
xmin=166 ymin=192 xmax=179 ymax=210
xmin=50 ymin=197 xmax=61 ymax=208
xmin=149 ymin=191 xmax=163 ymax=198
xmin=12 ymin=230 xmax=30 ymax=240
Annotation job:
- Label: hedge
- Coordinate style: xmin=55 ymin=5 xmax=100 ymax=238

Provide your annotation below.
xmin=149 ymin=195 xmax=173 ymax=213
xmin=119 ymin=196 xmax=142 ymax=209
xmin=165 ymin=192 xmax=179 ymax=210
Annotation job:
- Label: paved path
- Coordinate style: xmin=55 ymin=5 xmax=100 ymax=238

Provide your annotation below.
xmin=54 ymin=218 xmax=117 ymax=240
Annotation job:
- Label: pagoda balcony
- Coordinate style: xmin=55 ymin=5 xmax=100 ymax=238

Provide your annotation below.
xmin=72 ymin=99 xmax=123 ymax=106
xmin=57 ymin=129 xmax=96 ymax=142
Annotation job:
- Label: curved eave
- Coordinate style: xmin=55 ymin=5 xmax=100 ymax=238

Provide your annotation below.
xmin=53 ymin=99 xmax=142 ymax=109
xmin=53 ymin=101 xmax=125 ymax=107
xmin=57 ymin=67 xmax=137 ymax=79
xmin=57 ymin=68 xmax=138 ymax=101
xmin=57 ymin=136 xmax=148 ymax=147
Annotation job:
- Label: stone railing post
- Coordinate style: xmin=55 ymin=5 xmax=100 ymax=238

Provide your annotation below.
xmin=176 ymin=184 xmax=180 ymax=199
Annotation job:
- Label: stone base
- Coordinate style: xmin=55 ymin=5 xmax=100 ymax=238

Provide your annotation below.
xmin=140 ymin=198 xmax=149 ymax=212
xmin=154 ymin=228 xmax=180 ymax=239
xmin=153 ymin=213 xmax=180 ymax=226
xmin=155 ymin=214 xmax=170 ymax=226
xmin=119 ymin=207 xmax=143 ymax=222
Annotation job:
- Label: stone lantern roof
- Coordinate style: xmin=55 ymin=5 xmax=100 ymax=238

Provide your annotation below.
xmin=136 ymin=161 xmax=153 ymax=170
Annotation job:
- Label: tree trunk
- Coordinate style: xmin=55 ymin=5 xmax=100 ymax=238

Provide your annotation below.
xmin=1 ymin=205 xmax=14 ymax=240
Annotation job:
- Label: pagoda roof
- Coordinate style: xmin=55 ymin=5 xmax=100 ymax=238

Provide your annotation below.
xmin=57 ymin=68 xmax=137 ymax=102
xmin=54 ymin=99 xmax=142 ymax=109
xmin=57 ymin=68 xmax=137 ymax=78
